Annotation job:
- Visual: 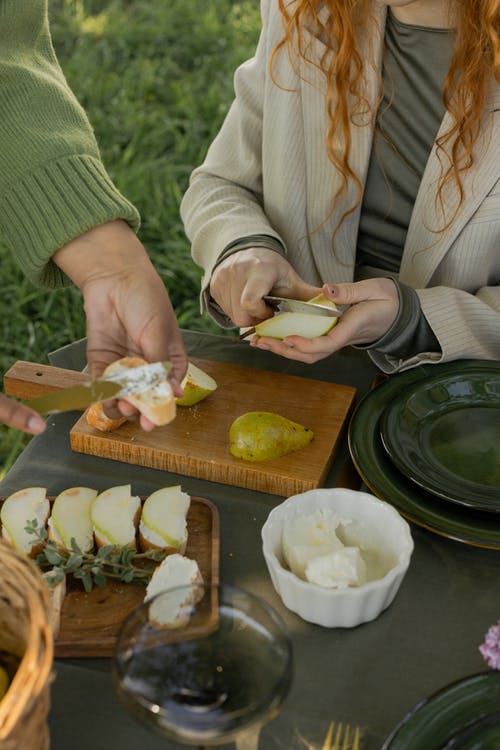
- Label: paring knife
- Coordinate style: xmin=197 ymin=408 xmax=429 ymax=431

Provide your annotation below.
xmin=22 ymin=361 xmax=172 ymax=415
xmin=263 ymin=295 xmax=343 ymax=318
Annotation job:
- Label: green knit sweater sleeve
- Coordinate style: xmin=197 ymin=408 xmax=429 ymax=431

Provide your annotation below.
xmin=0 ymin=0 xmax=141 ymax=288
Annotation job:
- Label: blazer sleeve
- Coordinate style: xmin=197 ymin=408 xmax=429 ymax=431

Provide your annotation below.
xmin=369 ymin=283 xmax=500 ymax=372
xmin=0 ymin=0 xmax=140 ymax=288
xmin=180 ymin=0 xmax=286 ymax=305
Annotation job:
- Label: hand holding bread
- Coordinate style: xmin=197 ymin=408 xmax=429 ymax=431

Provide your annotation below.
xmin=86 ymin=356 xmax=177 ymax=431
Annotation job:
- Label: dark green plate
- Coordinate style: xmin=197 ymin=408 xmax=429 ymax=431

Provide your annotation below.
xmin=348 ymin=360 xmax=500 ymax=549
xmin=381 ymin=671 xmax=500 ymax=749
xmin=379 ymin=370 xmax=500 ymax=512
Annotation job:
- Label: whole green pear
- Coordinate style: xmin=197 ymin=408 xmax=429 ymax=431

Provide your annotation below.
xmin=229 ymin=411 xmax=314 ymax=462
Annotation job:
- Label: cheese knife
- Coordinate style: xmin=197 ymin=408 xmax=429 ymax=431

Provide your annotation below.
xmin=263 ymin=295 xmax=343 ymax=318
xmin=19 ymin=361 xmax=172 ymax=415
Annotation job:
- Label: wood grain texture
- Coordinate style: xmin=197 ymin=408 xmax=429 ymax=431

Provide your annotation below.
xmin=3 ymin=358 xmax=356 ymax=496
xmin=55 ymin=496 xmax=218 ymax=658
xmin=71 ymin=357 xmax=356 ymax=496
xmin=4 ymin=361 xmax=89 ymax=400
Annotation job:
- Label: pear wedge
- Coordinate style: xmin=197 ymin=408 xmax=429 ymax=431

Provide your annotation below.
xmin=48 ymin=487 xmax=97 ymax=552
xmin=91 ymin=485 xmax=141 ymax=548
xmin=307 ymin=292 xmax=339 ymax=309
xmin=176 ymin=362 xmax=217 ymax=407
xmin=0 ymin=487 xmax=49 ymax=556
xmin=139 ymin=485 xmax=190 ymax=553
xmin=229 ymin=411 xmax=314 ymax=462
xmin=254 ymin=311 xmax=336 ymax=339
xmin=255 ymin=292 xmax=339 ymax=339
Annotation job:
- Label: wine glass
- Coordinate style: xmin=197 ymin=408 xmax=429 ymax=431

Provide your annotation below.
xmin=113 ymin=583 xmax=293 ymax=749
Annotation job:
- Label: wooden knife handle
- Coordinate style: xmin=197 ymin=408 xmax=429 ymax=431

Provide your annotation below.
xmin=4 ymin=361 xmax=89 ymax=400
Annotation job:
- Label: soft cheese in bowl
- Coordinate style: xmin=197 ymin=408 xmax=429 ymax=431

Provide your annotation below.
xmin=261 ymin=488 xmax=413 ymax=627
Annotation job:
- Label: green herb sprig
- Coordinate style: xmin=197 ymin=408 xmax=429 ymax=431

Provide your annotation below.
xmin=25 ymin=519 xmax=165 ymax=592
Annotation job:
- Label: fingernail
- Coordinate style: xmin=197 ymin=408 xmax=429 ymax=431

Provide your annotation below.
xmin=28 ymin=415 xmax=46 ymax=433
xmin=325 ymin=285 xmax=337 ymax=297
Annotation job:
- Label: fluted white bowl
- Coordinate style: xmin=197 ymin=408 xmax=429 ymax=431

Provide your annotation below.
xmin=262 ymin=488 xmax=414 ymax=628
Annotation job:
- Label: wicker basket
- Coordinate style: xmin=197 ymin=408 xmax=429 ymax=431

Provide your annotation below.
xmin=0 ymin=539 xmax=54 ymax=749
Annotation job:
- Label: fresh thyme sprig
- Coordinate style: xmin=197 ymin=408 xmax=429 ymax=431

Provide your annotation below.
xmin=25 ymin=519 xmax=165 ymax=593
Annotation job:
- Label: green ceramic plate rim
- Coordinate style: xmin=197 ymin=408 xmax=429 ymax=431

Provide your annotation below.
xmin=379 ymin=370 xmax=500 ymax=511
xmin=348 ymin=360 xmax=500 ymax=550
xmin=381 ymin=670 xmax=500 ymax=749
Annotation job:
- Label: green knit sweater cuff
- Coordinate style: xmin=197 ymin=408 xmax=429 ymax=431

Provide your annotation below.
xmin=0 ymin=154 xmax=141 ymax=288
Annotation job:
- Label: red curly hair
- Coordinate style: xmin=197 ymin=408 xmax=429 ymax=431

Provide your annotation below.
xmin=274 ymin=0 xmax=500 ymax=231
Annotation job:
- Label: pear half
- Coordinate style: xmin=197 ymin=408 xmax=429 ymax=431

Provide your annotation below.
xmin=0 ymin=487 xmax=49 ymax=556
xmin=48 ymin=486 xmax=97 ymax=552
xmin=91 ymin=484 xmax=141 ymax=549
xmin=254 ymin=293 xmax=339 ymax=339
xmin=176 ymin=362 xmax=217 ymax=406
xmin=229 ymin=411 xmax=314 ymax=462
xmin=139 ymin=485 xmax=190 ymax=553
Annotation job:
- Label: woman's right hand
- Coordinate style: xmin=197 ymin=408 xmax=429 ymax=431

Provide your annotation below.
xmin=210 ymin=247 xmax=321 ymax=327
xmin=0 ymin=394 xmax=46 ymax=435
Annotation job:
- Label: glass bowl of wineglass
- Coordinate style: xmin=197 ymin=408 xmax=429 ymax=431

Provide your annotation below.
xmin=112 ymin=583 xmax=293 ymax=749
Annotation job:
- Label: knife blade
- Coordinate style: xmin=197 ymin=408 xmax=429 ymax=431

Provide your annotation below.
xmin=23 ymin=360 xmax=172 ymax=415
xmin=263 ymin=295 xmax=343 ymax=318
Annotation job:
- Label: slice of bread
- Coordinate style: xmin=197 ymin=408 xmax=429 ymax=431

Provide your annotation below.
xmin=90 ymin=484 xmax=141 ymax=548
xmin=86 ymin=356 xmax=176 ymax=432
xmin=48 ymin=486 xmax=97 ymax=552
xmin=0 ymin=487 xmax=50 ymax=557
xmin=139 ymin=485 xmax=190 ymax=553
xmin=145 ymin=553 xmax=203 ymax=628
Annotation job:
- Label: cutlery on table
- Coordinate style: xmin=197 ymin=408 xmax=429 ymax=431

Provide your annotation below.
xmin=322 ymin=721 xmax=361 ymax=750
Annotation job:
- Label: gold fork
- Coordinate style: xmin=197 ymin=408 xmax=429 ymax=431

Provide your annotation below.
xmin=321 ymin=721 xmax=361 ymax=750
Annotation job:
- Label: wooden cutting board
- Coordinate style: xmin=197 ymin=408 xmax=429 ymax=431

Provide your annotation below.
xmin=0 ymin=494 xmax=219 ymax=658
xmin=4 ymin=358 xmax=356 ymax=496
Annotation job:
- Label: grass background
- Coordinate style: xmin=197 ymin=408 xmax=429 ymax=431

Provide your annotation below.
xmin=0 ymin=0 xmax=261 ymax=475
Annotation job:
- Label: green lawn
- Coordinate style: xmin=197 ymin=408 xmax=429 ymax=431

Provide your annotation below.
xmin=0 ymin=0 xmax=261 ymax=475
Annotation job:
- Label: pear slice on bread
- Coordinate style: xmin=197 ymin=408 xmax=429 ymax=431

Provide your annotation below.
xmin=91 ymin=484 xmax=141 ymax=548
xmin=0 ymin=487 xmax=50 ymax=557
xmin=145 ymin=553 xmax=203 ymax=628
xmin=139 ymin=485 xmax=190 ymax=553
xmin=48 ymin=486 xmax=97 ymax=552
xmin=86 ymin=356 xmax=176 ymax=432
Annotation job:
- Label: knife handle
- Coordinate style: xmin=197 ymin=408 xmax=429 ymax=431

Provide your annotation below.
xmin=4 ymin=361 xmax=88 ymax=400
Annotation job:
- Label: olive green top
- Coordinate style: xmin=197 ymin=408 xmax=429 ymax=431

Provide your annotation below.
xmin=356 ymin=10 xmax=453 ymax=272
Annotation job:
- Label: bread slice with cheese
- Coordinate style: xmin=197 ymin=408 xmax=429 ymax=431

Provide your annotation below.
xmin=86 ymin=356 xmax=176 ymax=432
xmin=90 ymin=484 xmax=141 ymax=548
xmin=139 ymin=485 xmax=190 ymax=553
xmin=48 ymin=486 xmax=97 ymax=553
xmin=145 ymin=553 xmax=203 ymax=628
xmin=0 ymin=487 xmax=50 ymax=557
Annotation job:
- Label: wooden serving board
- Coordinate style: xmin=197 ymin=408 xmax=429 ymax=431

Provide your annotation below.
xmin=0 ymin=495 xmax=219 ymax=658
xmin=4 ymin=358 xmax=356 ymax=496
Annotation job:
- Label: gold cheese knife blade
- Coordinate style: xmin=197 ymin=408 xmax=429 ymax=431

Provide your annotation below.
xmin=263 ymin=295 xmax=343 ymax=317
xmin=23 ymin=361 xmax=172 ymax=415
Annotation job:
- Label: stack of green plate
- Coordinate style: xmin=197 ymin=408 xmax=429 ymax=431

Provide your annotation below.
xmin=348 ymin=360 xmax=500 ymax=550
xmin=382 ymin=672 xmax=500 ymax=749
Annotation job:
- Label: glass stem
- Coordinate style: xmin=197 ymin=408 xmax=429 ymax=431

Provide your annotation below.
xmin=235 ymin=727 xmax=261 ymax=750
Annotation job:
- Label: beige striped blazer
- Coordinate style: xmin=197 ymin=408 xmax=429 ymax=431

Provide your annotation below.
xmin=181 ymin=0 xmax=500 ymax=373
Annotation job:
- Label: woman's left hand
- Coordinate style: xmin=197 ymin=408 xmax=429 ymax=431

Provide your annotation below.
xmin=249 ymin=278 xmax=400 ymax=363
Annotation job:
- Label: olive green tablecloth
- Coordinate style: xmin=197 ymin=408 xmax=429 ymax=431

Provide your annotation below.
xmin=1 ymin=331 xmax=499 ymax=750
